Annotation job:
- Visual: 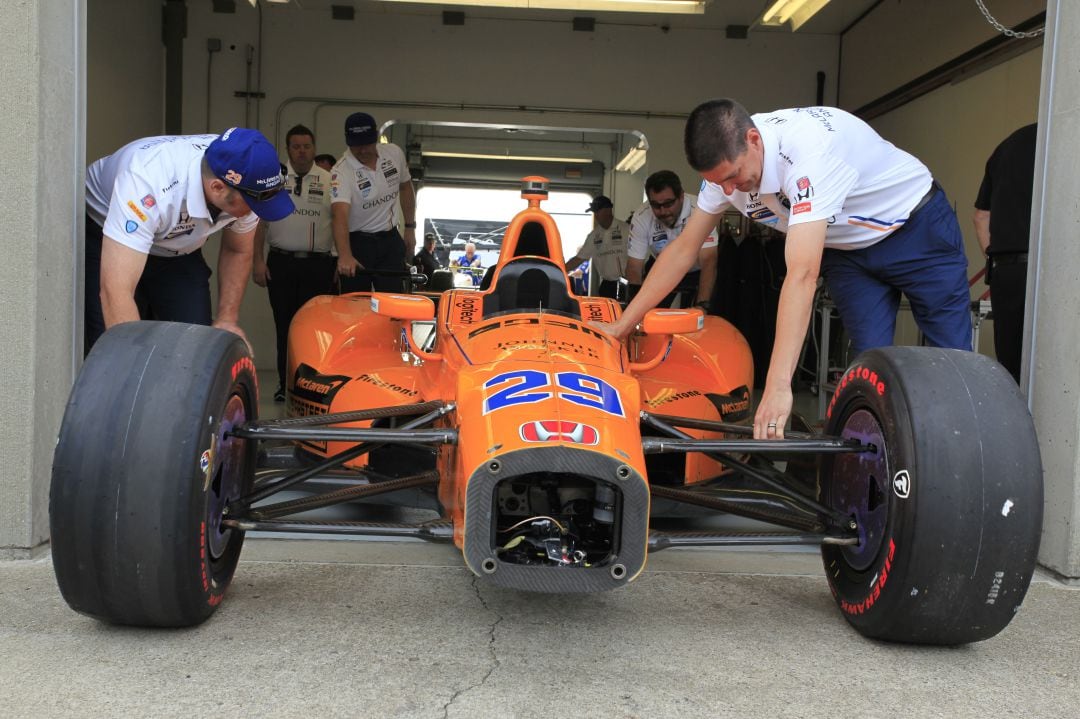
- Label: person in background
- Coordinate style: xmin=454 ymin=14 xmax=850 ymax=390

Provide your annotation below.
xmin=331 ymin=111 xmax=416 ymax=292
xmin=451 ymin=242 xmax=483 ymax=286
xmin=973 ymin=123 xmax=1038 ymax=384
xmin=626 ymin=170 xmax=718 ymax=309
xmin=314 ymin=154 xmax=336 ymax=173
xmin=413 ymin=232 xmax=443 ymax=277
xmin=565 ymin=195 xmax=629 ymax=299
xmin=252 ymin=124 xmax=335 ymax=402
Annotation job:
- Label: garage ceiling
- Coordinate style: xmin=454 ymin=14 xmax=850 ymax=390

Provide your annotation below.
xmin=265 ymin=0 xmax=882 ymax=35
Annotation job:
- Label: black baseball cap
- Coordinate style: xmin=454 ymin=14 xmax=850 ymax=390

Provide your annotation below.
xmin=587 ymin=195 xmax=614 ymax=212
xmin=345 ymin=112 xmax=378 ymax=146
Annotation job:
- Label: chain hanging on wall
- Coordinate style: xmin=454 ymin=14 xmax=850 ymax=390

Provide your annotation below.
xmin=975 ymin=0 xmax=1045 ymax=38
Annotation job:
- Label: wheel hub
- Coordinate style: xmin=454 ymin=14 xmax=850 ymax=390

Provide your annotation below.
xmin=208 ymin=394 xmax=248 ymax=560
xmin=830 ymin=408 xmax=889 ymax=571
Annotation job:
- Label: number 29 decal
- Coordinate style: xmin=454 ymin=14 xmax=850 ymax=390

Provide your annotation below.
xmin=483 ymin=370 xmax=624 ymax=417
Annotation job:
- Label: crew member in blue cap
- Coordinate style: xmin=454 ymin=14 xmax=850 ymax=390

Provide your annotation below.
xmin=84 ymin=128 xmax=293 ymax=353
xmin=330 ymin=111 xmax=417 ymax=292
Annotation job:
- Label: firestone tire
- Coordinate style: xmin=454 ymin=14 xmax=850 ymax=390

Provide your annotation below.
xmin=50 ymin=322 xmax=258 ymax=627
xmin=821 ymin=347 xmax=1042 ymax=645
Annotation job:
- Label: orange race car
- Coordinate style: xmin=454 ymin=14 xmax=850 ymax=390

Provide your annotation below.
xmin=51 ymin=177 xmax=1042 ymax=646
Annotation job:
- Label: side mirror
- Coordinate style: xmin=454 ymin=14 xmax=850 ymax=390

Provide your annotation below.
xmin=370 ymin=293 xmax=435 ymax=322
xmin=629 ymin=308 xmax=704 ymax=373
xmin=640 ymin=308 xmax=704 ymax=336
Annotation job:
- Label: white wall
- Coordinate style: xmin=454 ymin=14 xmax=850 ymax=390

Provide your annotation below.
xmin=178 ymin=3 xmax=841 ymax=362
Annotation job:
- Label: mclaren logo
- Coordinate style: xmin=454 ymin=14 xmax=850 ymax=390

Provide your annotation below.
xmin=519 ymin=420 xmax=599 ymax=445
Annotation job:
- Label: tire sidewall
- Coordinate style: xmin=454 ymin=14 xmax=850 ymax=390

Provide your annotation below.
xmin=822 ymin=354 xmax=917 ymax=631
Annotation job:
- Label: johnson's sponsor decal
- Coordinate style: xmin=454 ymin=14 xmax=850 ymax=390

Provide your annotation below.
xmin=126 ymin=200 xmax=148 ymax=222
xmin=519 ymin=420 xmax=599 ymax=445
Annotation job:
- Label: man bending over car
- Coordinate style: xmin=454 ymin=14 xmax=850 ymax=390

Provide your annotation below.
xmin=84 ymin=128 xmax=294 ymax=354
xmin=596 ymin=99 xmax=971 ymax=440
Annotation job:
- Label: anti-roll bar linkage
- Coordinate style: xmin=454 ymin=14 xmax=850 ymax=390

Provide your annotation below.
xmin=228 ymin=402 xmax=456 ymax=510
xmin=640 ymin=412 xmax=861 ymax=531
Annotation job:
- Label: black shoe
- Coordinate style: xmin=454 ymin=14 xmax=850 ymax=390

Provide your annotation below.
xmin=274 ymin=386 xmax=286 ymax=403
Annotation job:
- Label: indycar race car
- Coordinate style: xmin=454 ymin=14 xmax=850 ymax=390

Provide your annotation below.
xmin=51 ymin=177 xmax=1042 ymax=645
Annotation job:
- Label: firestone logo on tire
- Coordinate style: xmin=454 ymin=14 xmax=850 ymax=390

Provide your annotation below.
xmin=892 ymin=470 xmax=912 ymax=499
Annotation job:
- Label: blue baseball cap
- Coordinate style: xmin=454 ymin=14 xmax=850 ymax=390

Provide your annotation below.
xmin=345 ymin=112 xmax=378 ymax=146
xmin=205 ymin=128 xmax=294 ymax=222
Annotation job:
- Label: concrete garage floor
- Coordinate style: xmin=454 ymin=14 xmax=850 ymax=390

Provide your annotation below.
xmin=1 ymin=541 xmax=1078 ymax=718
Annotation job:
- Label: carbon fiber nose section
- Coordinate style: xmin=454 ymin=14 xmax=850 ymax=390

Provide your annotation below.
xmin=463 ymin=446 xmax=649 ymax=592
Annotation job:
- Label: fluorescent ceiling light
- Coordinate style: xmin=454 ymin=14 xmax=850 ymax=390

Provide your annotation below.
xmin=758 ymin=0 xmax=830 ymax=31
xmin=615 ymin=145 xmax=647 ymax=173
xmin=424 ymin=150 xmax=592 ymax=163
xmin=376 ymin=0 xmax=704 ymax=15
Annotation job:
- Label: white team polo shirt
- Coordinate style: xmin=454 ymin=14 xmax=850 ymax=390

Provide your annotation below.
xmin=330 ymin=144 xmax=412 ymax=233
xmin=265 ymin=163 xmax=333 ymax=252
xmin=574 ymin=218 xmax=630 ymax=281
xmin=86 ymin=134 xmax=258 ymax=257
xmin=696 ymin=107 xmax=932 ymax=250
xmin=628 ymin=193 xmax=719 ymax=272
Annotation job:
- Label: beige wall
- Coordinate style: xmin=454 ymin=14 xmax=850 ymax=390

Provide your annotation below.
xmin=0 ymin=1 xmax=83 ymax=557
xmin=86 ymin=0 xmax=164 ymax=162
xmin=840 ymin=0 xmax=1045 ymax=109
xmin=866 ymin=48 xmax=1043 ymax=351
xmin=178 ymin=3 xmax=841 ymax=363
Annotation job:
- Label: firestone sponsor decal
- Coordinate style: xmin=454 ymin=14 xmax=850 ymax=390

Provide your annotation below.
xmin=230 ymin=357 xmax=256 ymax=381
xmin=826 ymin=364 xmax=888 ymax=418
xmin=645 ymin=388 xmax=702 ymax=409
xmin=358 ymin=373 xmax=418 ymax=397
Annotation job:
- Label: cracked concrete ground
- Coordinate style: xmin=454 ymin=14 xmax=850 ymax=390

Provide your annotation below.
xmin=2 ymin=539 xmax=1078 ymax=718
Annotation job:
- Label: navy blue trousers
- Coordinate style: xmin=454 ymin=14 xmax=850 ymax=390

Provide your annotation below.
xmin=85 ymin=215 xmax=212 ymax=355
xmin=821 ymin=189 xmax=972 ymax=355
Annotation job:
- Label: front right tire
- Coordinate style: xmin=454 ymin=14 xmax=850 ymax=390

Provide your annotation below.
xmin=821 ymin=347 xmax=1042 ymax=645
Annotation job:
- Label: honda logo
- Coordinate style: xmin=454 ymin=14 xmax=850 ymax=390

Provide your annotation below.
xmin=519 ymin=420 xmax=599 ymax=445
